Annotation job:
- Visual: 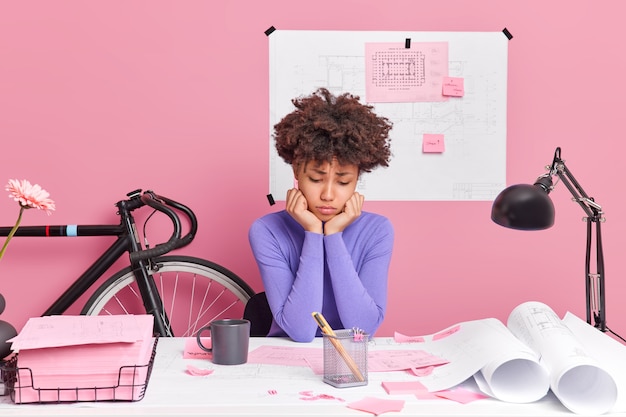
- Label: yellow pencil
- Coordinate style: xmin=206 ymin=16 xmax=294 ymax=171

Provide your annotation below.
xmin=312 ymin=312 xmax=365 ymax=382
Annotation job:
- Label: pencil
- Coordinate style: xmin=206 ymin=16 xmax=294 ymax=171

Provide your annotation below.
xmin=312 ymin=312 xmax=365 ymax=382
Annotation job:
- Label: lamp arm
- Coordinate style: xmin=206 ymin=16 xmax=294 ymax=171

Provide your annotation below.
xmin=550 ymin=147 xmax=603 ymax=221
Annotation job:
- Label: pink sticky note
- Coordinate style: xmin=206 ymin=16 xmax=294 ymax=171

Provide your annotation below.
xmin=423 ymin=134 xmax=445 ymax=153
xmin=409 ymin=365 xmax=435 ymax=377
xmin=416 ymin=390 xmax=444 ymax=400
xmin=183 ymin=337 xmax=212 ymax=359
xmin=186 ymin=364 xmax=214 ymax=376
xmin=381 ymin=381 xmax=428 ymax=395
xmin=347 ymin=397 xmax=405 ymax=416
xmin=433 ymin=324 xmax=460 ymax=341
xmin=435 ymin=387 xmax=489 ymax=404
xmin=442 ymin=76 xmax=464 ymax=97
xmin=394 ymin=331 xmax=425 ymax=343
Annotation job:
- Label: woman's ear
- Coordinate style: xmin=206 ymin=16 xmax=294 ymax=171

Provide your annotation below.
xmin=292 ymin=164 xmax=302 ymax=189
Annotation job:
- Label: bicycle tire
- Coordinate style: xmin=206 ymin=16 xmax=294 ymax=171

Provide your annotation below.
xmin=81 ymin=255 xmax=255 ymax=337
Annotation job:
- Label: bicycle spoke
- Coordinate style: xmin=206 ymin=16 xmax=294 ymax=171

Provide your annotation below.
xmin=187 ymin=275 xmax=196 ymax=337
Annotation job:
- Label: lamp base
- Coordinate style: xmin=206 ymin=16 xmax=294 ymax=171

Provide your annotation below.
xmin=0 ymin=320 xmax=16 ymax=360
xmin=0 ymin=294 xmax=17 ymax=359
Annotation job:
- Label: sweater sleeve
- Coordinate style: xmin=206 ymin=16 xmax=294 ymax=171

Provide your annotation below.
xmin=249 ymin=217 xmax=324 ymax=342
xmin=324 ymin=216 xmax=394 ymax=336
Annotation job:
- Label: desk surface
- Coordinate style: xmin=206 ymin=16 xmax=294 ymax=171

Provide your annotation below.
xmin=0 ymin=336 xmax=624 ymax=417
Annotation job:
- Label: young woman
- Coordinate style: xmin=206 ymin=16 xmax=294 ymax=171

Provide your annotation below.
xmin=249 ymin=88 xmax=394 ymax=342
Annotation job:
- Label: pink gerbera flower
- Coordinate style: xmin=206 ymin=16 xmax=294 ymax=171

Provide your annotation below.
xmin=6 ymin=179 xmax=55 ymax=214
xmin=1 ymin=179 xmax=55 ymax=262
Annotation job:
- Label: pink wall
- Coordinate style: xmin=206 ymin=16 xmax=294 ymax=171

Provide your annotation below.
xmin=2 ymin=1 xmax=625 ymax=339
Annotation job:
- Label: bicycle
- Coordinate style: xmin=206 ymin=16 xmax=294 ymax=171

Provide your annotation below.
xmin=0 ymin=188 xmax=255 ymax=338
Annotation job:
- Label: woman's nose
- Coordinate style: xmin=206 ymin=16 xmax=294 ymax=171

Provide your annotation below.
xmin=320 ymin=184 xmax=334 ymax=201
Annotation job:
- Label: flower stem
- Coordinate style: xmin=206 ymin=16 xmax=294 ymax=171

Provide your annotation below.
xmin=0 ymin=206 xmax=25 ymax=262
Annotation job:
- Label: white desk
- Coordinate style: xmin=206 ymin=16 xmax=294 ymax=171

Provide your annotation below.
xmin=0 ymin=336 xmax=624 ymax=417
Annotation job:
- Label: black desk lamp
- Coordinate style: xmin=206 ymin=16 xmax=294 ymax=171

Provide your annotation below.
xmin=491 ymin=147 xmax=624 ymax=342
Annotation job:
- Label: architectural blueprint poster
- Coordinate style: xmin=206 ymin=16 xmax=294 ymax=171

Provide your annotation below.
xmin=268 ymin=30 xmax=508 ymax=201
xmin=365 ymin=42 xmax=449 ymax=103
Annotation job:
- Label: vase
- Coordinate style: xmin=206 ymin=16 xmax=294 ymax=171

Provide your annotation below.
xmin=0 ymin=293 xmax=17 ymax=360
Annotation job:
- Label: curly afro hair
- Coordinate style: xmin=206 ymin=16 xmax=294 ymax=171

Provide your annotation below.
xmin=273 ymin=88 xmax=392 ymax=173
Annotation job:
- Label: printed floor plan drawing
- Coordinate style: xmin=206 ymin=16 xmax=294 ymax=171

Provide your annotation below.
xmin=269 ymin=30 xmax=508 ymax=201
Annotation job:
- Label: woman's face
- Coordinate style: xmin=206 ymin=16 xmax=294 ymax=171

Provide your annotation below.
xmin=294 ymin=159 xmax=359 ymax=222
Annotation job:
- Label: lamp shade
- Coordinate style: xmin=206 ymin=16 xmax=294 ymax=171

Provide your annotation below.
xmin=491 ymin=184 xmax=555 ymax=230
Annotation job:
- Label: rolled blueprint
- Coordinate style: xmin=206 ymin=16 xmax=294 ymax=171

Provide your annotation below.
xmin=472 ymin=318 xmax=550 ymax=403
xmin=507 ymin=301 xmax=617 ymax=415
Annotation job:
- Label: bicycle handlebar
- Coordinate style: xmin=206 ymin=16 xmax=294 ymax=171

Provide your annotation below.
xmin=128 ymin=190 xmax=198 ymax=263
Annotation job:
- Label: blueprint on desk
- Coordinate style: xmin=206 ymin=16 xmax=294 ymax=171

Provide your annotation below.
xmin=269 ymin=30 xmax=508 ymax=201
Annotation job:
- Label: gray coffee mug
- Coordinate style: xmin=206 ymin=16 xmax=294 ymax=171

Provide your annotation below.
xmin=196 ymin=319 xmax=250 ymax=365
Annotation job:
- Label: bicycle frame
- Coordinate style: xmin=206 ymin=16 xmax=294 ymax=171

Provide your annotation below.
xmin=0 ymin=189 xmax=198 ymax=337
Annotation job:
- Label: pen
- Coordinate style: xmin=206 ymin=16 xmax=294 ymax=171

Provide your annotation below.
xmin=312 ymin=312 xmax=365 ymax=382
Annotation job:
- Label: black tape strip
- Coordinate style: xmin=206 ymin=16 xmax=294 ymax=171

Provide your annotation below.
xmin=265 ymin=26 xmax=276 ymax=36
xmin=502 ymin=28 xmax=513 ymax=40
xmin=405 ymin=38 xmax=411 ymax=48
xmin=267 ymin=194 xmax=275 ymax=206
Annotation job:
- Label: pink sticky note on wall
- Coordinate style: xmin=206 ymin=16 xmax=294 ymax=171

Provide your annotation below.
xmin=442 ymin=76 xmax=464 ymax=97
xmin=423 ymin=134 xmax=445 ymax=153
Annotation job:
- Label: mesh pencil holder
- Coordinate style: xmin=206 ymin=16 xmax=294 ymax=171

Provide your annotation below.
xmin=323 ymin=329 xmax=368 ymax=388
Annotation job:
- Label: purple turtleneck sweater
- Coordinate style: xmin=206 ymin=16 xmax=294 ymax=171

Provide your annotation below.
xmin=248 ymin=210 xmax=394 ymax=342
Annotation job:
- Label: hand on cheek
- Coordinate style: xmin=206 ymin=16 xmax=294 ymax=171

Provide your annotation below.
xmin=324 ymin=192 xmax=364 ymax=235
xmin=285 ymin=188 xmax=323 ymax=233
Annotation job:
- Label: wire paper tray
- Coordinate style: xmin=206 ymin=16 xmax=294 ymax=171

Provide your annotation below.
xmin=1 ymin=336 xmax=158 ymax=404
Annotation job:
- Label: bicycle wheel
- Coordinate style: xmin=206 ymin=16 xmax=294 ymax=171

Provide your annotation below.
xmin=81 ymin=256 xmax=255 ymax=337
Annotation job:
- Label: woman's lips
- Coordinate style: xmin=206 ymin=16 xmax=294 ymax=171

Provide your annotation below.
xmin=317 ymin=206 xmax=336 ymax=215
